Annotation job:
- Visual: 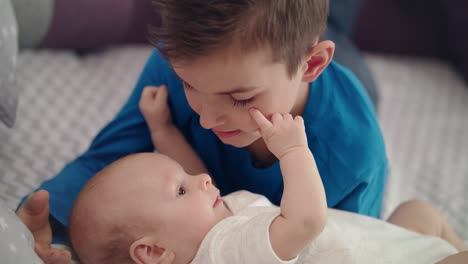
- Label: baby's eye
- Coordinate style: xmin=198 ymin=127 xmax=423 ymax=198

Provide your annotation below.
xmin=182 ymin=81 xmax=193 ymax=90
xmin=177 ymin=186 xmax=186 ymax=196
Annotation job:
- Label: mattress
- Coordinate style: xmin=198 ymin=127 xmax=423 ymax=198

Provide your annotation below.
xmin=0 ymin=46 xmax=467 ymax=240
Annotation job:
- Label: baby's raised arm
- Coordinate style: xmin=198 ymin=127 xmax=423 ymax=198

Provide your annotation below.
xmin=250 ymin=109 xmax=327 ymax=261
xmin=139 ymin=86 xmax=208 ymax=175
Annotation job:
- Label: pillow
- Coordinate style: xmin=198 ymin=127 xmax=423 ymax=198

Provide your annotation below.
xmin=440 ymin=1 xmax=468 ymax=83
xmin=0 ymin=0 xmax=19 ymax=128
xmin=0 ymin=201 xmax=43 ymax=263
xmin=353 ymin=0 xmax=468 ymax=82
xmin=10 ymin=0 xmax=53 ymax=48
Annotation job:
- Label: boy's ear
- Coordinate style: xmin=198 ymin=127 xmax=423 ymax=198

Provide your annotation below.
xmin=301 ymin=40 xmax=335 ymax=83
xmin=129 ymin=237 xmax=175 ymax=264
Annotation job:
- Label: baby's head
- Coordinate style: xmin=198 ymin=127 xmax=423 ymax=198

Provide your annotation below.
xmin=69 ymin=153 xmax=231 ymax=264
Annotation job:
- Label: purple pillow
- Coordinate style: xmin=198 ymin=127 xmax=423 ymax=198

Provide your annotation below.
xmin=353 ymin=0 xmax=468 ymax=81
xmin=440 ymin=0 xmax=468 ymax=82
xmin=39 ymin=0 xmax=160 ymax=50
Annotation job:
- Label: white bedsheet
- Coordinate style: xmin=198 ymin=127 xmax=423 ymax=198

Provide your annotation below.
xmin=0 ymin=46 xmax=467 ymax=241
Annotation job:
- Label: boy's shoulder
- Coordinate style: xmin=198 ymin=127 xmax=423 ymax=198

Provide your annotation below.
xmin=304 ymin=60 xmax=377 ymax=126
xmin=304 ymin=60 xmax=387 ymax=178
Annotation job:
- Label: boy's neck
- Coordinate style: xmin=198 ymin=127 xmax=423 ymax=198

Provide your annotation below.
xmin=248 ymin=81 xmax=310 ymax=167
xmin=290 ymin=82 xmax=310 ymax=117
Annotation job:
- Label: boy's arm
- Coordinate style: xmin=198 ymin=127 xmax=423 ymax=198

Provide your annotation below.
xmin=139 ymin=86 xmax=208 ymax=175
xmin=250 ymin=110 xmax=327 ymax=261
xmin=151 ymin=126 xmax=208 ymax=175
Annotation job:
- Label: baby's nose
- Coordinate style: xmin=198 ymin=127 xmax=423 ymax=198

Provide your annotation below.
xmin=199 ymin=174 xmax=212 ymax=190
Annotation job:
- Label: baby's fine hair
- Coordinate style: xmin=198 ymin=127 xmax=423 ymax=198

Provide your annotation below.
xmin=150 ymin=0 xmax=329 ymax=77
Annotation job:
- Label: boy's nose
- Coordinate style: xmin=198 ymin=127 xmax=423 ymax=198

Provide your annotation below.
xmin=199 ymin=105 xmax=225 ymax=129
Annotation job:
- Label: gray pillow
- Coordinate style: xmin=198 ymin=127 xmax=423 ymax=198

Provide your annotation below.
xmin=0 ymin=201 xmax=43 ymax=263
xmin=0 ymin=0 xmax=19 ymax=128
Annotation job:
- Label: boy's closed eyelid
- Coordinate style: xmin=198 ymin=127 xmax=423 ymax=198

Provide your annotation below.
xmin=180 ymin=77 xmax=261 ymax=96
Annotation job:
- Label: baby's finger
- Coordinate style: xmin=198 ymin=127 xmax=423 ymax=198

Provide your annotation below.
xmin=271 ymin=113 xmax=283 ymax=124
xmin=249 ymin=108 xmax=272 ymax=131
xmin=294 ymin=115 xmax=304 ymax=125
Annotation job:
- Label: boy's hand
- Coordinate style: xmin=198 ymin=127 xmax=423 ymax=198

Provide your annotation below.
xmin=250 ymin=109 xmax=308 ymax=159
xmin=16 ymin=190 xmax=72 ymax=264
xmin=139 ymin=86 xmax=173 ymax=134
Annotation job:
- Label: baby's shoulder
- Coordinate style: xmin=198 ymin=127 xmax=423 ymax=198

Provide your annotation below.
xmin=223 ymin=191 xmax=273 ymax=214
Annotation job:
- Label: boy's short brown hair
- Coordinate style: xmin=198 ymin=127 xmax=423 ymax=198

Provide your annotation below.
xmin=150 ymin=0 xmax=329 ymax=77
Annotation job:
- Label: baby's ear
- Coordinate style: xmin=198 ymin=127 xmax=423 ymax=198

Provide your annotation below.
xmin=129 ymin=237 xmax=175 ymax=264
xmin=301 ymin=40 xmax=335 ymax=83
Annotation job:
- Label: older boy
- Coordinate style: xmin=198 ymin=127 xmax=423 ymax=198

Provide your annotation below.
xmin=18 ymin=1 xmax=387 ymax=262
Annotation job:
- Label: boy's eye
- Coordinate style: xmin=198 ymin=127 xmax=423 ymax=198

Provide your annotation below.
xmin=177 ymin=186 xmax=186 ymax=196
xmin=231 ymin=97 xmax=255 ymax=108
xmin=183 ymin=80 xmax=255 ymax=108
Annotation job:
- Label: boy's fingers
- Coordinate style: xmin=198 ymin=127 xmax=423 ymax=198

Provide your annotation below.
xmin=18 ymin=190 xmax=49 ymax=217
xmin=249 ymin=108 xmax=271 ymax=131
xmin=155 ymin=85 xmax=169 ymax=105
xmin=142 ymin=86 xmax=159 ymax=98
xmin=36 ymin=245 xmax=72 ymax=264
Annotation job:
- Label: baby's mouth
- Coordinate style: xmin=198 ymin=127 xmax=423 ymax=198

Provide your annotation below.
xmin=213 ymin=195 xmax=222 ymax=208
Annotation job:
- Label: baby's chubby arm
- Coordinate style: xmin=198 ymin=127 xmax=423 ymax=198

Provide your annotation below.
xmin=250 ymin=109 xmax=328 ymax=261
xmin=139 ymin=86 xmax=208 ymax=175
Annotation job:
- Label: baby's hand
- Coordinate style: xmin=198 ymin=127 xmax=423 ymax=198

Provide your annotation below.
xmin=250 ymin=109 xmax=308 ymax=159
xmin=139 ymin=86 xmax=173 ymax=133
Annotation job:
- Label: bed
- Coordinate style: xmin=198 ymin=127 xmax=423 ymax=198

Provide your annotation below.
xmin=0 ymin=45 xmax=467 ymax=243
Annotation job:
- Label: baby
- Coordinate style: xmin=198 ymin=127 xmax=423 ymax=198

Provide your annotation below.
xmin=68 ymin=86 xmax=466 ymax=264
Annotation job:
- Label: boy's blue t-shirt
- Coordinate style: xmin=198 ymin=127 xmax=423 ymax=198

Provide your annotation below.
xmin=36 ymin=49 xmax=387 ymax=243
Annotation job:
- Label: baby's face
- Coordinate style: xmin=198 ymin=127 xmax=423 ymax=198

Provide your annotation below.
xmin=104 ymin=153 xmax=232 ymax=253
xmin=71 ymin=153 xmax=232 ymax=263
xmin=141 ymin=154 xmax=233 ymax=249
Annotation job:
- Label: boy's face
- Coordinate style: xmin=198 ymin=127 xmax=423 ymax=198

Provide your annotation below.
xmin=172 ymin=47 xmax=309 ymax=148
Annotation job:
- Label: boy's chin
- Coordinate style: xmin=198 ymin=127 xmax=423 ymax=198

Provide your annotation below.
xmin=220 ymin=133 xmax=260 ymax=148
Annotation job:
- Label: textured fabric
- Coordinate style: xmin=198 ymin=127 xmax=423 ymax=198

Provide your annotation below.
xmin=368 ymin=54 xmax=468 ymax=239
xmin=0 ymin=0 xmax=19 ymax=128
xmin=194 ymin=191 xmax=457 ymax=264
xmin=0 ymin=46 xmax=152 ymax=211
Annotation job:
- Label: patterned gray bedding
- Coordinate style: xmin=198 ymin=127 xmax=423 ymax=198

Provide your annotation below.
xmin=0 ymin=46 xmax=467 ymax=241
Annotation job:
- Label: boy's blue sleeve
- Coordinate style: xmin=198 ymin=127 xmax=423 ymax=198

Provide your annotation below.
xmin=334 ymin=163 xmax=388 ymax=218
xmin=20 ymin=50 xmax=167 ymax=244
xmin=310 ymin=61 xmax=388 ymax=218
